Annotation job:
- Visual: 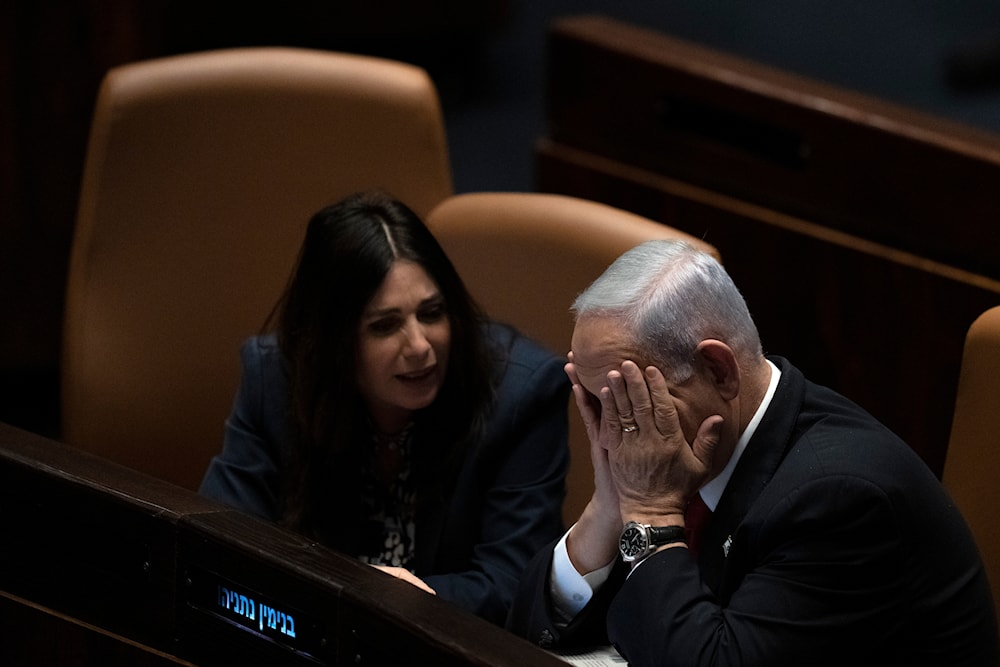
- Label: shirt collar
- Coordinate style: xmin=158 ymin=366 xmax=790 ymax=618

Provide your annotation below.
xmin=698 ymin=359 xmax=780 ymax=511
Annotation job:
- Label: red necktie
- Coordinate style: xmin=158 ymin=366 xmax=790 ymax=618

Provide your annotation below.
xmin=685 ymin=493 xmax=712 ymax=557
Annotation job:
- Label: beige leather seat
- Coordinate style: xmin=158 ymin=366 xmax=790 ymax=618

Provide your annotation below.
xmin=943 ymin=305 xmax=1000 ymax=619
xmin=426 ymin=192 xmax=721 ymax=524
xmin=62 ymin=47 xmax=453 ymax=490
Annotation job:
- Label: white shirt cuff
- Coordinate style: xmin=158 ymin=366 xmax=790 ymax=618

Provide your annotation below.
xmin=549 ymin=525 xmax=617 ymax=621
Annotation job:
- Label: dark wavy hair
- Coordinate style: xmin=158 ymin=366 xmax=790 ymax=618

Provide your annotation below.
xmin=269 ymin=190 xmax=495 ymax=548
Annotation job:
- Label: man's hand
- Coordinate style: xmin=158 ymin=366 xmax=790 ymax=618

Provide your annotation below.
xmin=605 ymin=361 xmax=722 ymax=525
xmin=566 ymin=354 xmax=621 ymax=520
xmin=563 ymin=354 xmax=624 ymax=574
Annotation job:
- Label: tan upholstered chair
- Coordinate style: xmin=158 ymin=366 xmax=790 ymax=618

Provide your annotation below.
xmin=62 ymin=47 xmax=453 ymax=490
xmin=426 ymin=192 xmax=721 ymax=524
xmin=943 ymin=305 xmax=1000 ymax=618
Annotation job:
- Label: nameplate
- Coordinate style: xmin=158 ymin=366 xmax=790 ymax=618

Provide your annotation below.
xmin=185 ymin=566 xmax=327 ymax=661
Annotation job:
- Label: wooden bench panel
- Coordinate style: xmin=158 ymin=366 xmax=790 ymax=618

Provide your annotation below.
xmin=538 ymin=140 xmax=1000 ymax=477
xmin=546 ymin=15 xmax=1000 ymax=279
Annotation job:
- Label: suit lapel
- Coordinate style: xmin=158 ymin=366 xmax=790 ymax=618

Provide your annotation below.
xmin=698 ymin=357 xmax=805 ymax=592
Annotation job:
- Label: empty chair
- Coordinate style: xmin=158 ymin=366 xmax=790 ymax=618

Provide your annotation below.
xmin=426 ymin=191 xmax=721 ymax=524
xmin=943 ymin=305 xmax=1000 ymax=621
xmin=62 ymin=47 xmax=453 ymax=490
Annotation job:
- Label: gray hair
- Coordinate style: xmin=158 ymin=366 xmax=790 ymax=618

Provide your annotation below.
xmin=571 ymin=240 xmax=762 ymax=382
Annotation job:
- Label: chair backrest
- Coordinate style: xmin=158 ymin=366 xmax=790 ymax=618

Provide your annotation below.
xmin=944 ymin=305 xmax=1000 ymax=614
xmin=426 ymin=192 xmax=721 ymax=524
xmin=62 ymin=47 xmax=453 ymax=491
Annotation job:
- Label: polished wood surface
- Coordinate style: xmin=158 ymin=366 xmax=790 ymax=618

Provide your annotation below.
xmin=546 ymin=15 xmax=1000 ymax=278
xmin=0 ymin=421 xmax=566 ymax=666
xmin=0 ymin=591 xmax=195 ymax=667
xmin=537 ymin=16 xmax=1000 ymax=477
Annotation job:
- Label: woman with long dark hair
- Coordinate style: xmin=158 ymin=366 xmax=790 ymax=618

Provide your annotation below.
xmin=200 ymin=190 xmax=569 ymax=624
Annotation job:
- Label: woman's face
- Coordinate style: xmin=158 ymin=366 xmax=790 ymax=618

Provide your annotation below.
xmin=356 ymin=260 xmax=451 ymax=434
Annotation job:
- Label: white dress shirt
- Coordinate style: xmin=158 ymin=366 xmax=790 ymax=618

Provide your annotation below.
xmin=549 ymin=360 xmax=781 ymax=621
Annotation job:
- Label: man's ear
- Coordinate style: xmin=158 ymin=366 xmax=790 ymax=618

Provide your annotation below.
xmin=694 ymin=339 xmax=740 ymax=400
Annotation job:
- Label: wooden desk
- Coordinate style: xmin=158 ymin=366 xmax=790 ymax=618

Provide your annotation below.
xmin=537 ymin=15 xmax=1000 ymax=477
xmin=0 ymin=421 xmax=566 ymax=666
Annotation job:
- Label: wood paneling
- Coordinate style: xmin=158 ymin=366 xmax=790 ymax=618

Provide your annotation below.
xmin=537 ymin=16 xmax=1000 ymax=475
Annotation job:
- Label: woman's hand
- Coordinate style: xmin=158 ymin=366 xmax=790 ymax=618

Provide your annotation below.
xmin=372 ymin=565 xmax=437 ymax=595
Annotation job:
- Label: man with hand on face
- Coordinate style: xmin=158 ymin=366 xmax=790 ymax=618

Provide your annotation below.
xmin=507 ymin=240 xmax=998 ymax=666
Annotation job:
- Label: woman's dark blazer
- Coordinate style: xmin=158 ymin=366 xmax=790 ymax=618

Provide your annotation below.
xmin=200 ymin=321 xmax=570 ymax=626
xmin=508 ymin=356 xmax=998 ymax=666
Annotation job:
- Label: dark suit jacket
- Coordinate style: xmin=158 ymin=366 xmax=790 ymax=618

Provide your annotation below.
xmin=508 ymin=356 xmax=998 ymax=666
xmin=200 ymin=321 xmax=570 ymax=625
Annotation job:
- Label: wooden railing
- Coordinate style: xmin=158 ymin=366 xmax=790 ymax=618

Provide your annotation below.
xmin=0 ymin=421 xmax=566 ymax=667
xmin=537 ymin=14 xmax=1000 ymax=476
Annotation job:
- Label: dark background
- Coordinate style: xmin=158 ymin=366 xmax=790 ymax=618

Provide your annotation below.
xmin=5 ymin=0 xmax=1000 ymax=439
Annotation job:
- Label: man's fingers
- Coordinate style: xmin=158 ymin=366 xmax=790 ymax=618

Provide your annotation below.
xmin=607 ymin=368 xmax=637 ymax=431
xmin=565 ymin=358 xmax=579 ymax=385
xmin=643 ymin=365 xmax=678 ymax=437
xmin=618 ymin=361 xmax=655 ymax=431
xmin=599 ymin=383 xmax=623 ymax=442
xmin=571 ymin=382 xmax=597 ymax=427
xmin=566 ymin=362 xmax=600 ymax=427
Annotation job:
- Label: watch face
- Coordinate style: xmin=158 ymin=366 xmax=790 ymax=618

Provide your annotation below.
xmin=619 ymin=524 xmax=647 ymax=560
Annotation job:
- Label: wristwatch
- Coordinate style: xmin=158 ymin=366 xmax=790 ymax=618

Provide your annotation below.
xmin=619 ymin=521 xmax=686 ymax=562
